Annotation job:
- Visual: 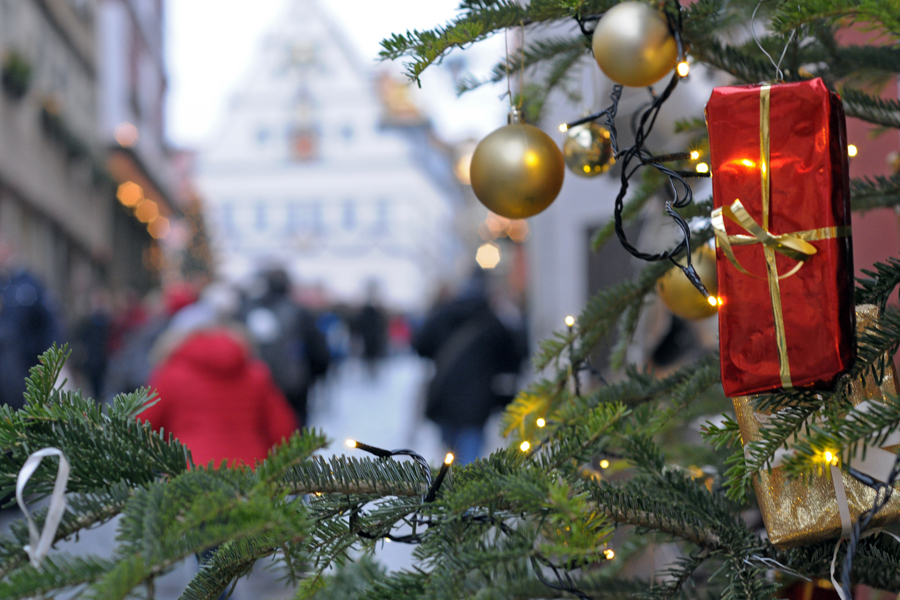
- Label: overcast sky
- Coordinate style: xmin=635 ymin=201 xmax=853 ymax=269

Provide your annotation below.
xmin=165 ymin=0 xmax=508 ymax=149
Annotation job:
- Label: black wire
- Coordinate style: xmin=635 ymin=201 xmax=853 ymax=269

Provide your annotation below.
xmin=346 ymin=442 xmax=442 ymax=543
xmin=840 ymin=453 xmax=900 ymax=599
xmin=567 ymin=2 xmax=710 ymax=299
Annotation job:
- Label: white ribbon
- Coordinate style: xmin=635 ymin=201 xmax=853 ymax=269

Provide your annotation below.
xmin=15 ymin=448 xmax=70 ymax=568
xmin=829 ymin=530 xmax=900 ymax=600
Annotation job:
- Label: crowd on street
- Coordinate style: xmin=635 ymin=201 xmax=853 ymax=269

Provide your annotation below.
xmin=0 ymin=232 xmax=529 ymax=469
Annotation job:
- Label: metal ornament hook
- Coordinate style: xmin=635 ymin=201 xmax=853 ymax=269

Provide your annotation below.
xmin=751 ymin=0 xmax=796 ymax=83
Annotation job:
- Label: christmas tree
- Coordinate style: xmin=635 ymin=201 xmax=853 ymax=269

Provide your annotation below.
xmin=2 ymin=1 xmax=900 ymax=598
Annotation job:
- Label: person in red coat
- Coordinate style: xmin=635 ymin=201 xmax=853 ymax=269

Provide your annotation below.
xmin=140 ymin=326 xmax=297 ymax=468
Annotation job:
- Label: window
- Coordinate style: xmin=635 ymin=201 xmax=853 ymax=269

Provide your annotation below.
xmin=341 ymin=200 xmax=355 ymax=230
xmin=219 ymin=203 xmax=234 ymax=235
xmin=312 ymin=202 xmax=324 ymax=233
xmin=255 ymin=202 xmax=267 ymax=231
xmin=374 ymin=199 xmax=390 ymax=234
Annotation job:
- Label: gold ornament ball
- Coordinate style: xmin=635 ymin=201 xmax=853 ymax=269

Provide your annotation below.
xmin=592 ymin=2 xmax=678 ymax=88
xmin=563 ymin=122 xmax=615 ymax=177
xmin=469 ymin=121 xmax=565 ymax=219
xmin=656 ymin=246 xmax=718 ymax=320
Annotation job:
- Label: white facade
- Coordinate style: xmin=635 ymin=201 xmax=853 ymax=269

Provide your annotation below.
xmin=197 ymin=0 xmax=462 ymax=311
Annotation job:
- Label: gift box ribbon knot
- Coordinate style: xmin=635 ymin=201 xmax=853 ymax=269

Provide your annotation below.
xmin=710 ymin=84 xmax=850 ymax=389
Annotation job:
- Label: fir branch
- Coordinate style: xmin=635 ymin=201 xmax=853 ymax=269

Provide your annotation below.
xmin=815 ymin=44 xmax=900 ymax=81
xmin=554 ymin=354 xmax=721 ymax=426
xmin=609 ymin=298 xmax=644 ymax=370
xmin=640 ymin=551 xmax=709 ymax=600
xmin=590 ymin=483 xmax=724 ymax=550
xmin=535 ymin=227 xmax=713 ymax=373
xmin=279 ymin=455 xmax=428 ymax=497
xmin=780 ymin=393 xmax=900 ymax=478
xmin=856 ymin=257 xmax=900 ymax=311
xmin=181 ymin=534 xmax=303 ymax=600
xmin=455 ymin=35 xmax=588 ymax=95
xmin=379 ymin=0 xmax=601 ymax=84
xmin=851 ymin=173 xmax=900 ymax=212
xmin=700 ymin=414 xmax=743 ymax=451
xmin=254 ymin=429 xmax=330 ymax=485
xmin=690 ymin=37 xmax=797 ymax=85
xmin=771 ymin=0 xmax=900 ymax=40
xmin=725 ymin=403 xmax=819 ymax=500
xmin=0 ymin=554 xmax=115 ymax=600
xmin=841 ymin=86 xmax=900 ymax=129
xmin=0 ymin=483 xmax=133 ymax=579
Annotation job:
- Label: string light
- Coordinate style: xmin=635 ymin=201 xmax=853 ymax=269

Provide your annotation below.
xmin=823 ymin=451 xmax=839 ymax=466
xmin=346 ymin=439 xmax=357 ymax=448
xmin=536 ymin=418 xmax=546 ymax=428
xmin=559 ymin=123 xmax=568 ymax=132
xmin=689 ymin=150 xmax=700 ymax=160
xmin=695 ymin=162 xmax=709 ymax=174
xmin=425 ymin=453 xmax=455 ymax=503
xmin=847 ymin=144 xmax=858 ymax=157
xmin=565 ymin=315 xmax=575 ymax=327
xmin=676 ymin=61 xmax=690 ymax=77
xmin=599 ymin=459 xmax=610 ymax=469
xmin=476 ymin=243 xmax=501 ymax=269
xmin=707 ymin=296 xmax=718 ymax=307
xmin=520 ymin=441 xmax=531 ymax=452
xmin=603 ymin=549 xmax=615 ymax=559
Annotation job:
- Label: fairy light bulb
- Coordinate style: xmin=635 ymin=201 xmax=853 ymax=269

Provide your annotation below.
xmin=696 ymin=162 xmax=709 ymax=174
xmin=689 ymin=150 xmax=700 ymax=160
xmin=847 ymin=144 xmax=858 ymax=157
xmin=520 ymin=441 xmax=531 ymax=452
xmin=536 ymin=418 xmax=546 ymax=428
xmin=346 ymin=439 xmax=357 ymax=448
xmin=565 ymin=316 xmax=575 ymax=327
xmin=559 ymin=123 xmax=568 ymax=132
xmin=603 ymin=549 xmax=615 ymax=559
xmin=444 ymin=453 xmax=454 ymax=465
xmin=676 ymin=60 xmax=689 ymax=77
xmin=600 ymin=460 xmax=610 ymax=469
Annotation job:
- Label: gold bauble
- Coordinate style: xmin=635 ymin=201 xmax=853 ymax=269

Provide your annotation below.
xmin=469 ymin=118 xmax=565 ymax=219
xmin=563 ymin=122 xmax=615 ymax=177
xmin=591 ymin=2 xmax=678 ymax=88
xmin=656 ymin=246 xmax=718 ymax=320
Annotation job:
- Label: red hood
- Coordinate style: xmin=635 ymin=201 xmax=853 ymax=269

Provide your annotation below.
xmin=170 ymin=329 xmax=249 ymax=375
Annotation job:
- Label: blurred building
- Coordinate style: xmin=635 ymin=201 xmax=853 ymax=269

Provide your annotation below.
xmin=196 ymin=0 xmax=464 ymax=311
xmin=0 ymin=0 xmax=112 ymax=316
xmin=97 ymin=0 xmax=178 ymax=292
xmin=0 ymin=0 xmax=176 ymax=321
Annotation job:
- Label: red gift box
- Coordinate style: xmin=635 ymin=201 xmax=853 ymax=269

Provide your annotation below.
xmin=705 ymin=77 xmax=855 ymax=397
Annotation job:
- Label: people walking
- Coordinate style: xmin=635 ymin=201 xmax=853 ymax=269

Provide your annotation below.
xmin=0 ymin=238 xmax=63 ymax=409
xmin=413 ymin=272 xmax=526 ymax=464
xmin=243 ymin=268 xmax=330 ymax=428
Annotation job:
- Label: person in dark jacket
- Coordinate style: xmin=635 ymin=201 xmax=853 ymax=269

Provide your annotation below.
xmin=353 ymin=284 xmax=388 ymax=378
xmin=244 ymin=268 xmax=329 ymax=427
xmin=74 ymin=290 xmax=112 ymax=399
xmin=0 ymin=238 xmax=63 ymax=409
xmin=413 ymin=272 xmax=525 ymax=464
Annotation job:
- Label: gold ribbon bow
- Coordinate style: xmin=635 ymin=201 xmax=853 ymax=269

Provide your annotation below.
xmin=709 ymin=85 xmax=850 ymax=389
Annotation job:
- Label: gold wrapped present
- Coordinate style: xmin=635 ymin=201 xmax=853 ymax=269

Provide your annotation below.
xmin=733 ymin=305 xmax=900 ymax=548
